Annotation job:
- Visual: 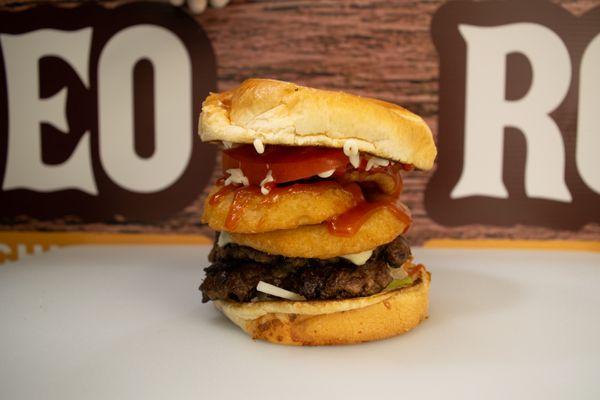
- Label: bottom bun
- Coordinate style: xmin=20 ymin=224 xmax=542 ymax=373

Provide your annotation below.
xmin=214 ymin=267 xmax=430 ymax=346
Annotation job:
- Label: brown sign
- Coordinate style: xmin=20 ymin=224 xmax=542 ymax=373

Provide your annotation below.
xmin=426 ymin=0 xmax=600 ymax=230
xmin=0 ymin=2 xmax=217 ymax=221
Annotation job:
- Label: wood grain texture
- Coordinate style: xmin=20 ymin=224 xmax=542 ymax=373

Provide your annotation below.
xmin=0 ymin=0 xmax=599 ymax=245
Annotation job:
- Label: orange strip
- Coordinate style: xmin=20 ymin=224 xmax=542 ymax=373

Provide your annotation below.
xmin=423 ymin=239 xmax=600 ymax=253
xmin=0 ymin=231 xmax=212 ymax=247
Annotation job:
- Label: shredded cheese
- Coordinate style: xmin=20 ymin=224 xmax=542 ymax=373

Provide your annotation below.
xmin=224 ymin=168 xmax=249 ymax=186
xmin=365 ymin=156 xmax=390 ymax=171
xmin=318 ymin=169 xmax=336 ymax=178
xmin=260 ymin=170 xmax=274 ymax=195
xmin=343 ymin=139 xmax=360 ymax=168
xmin=222 ymin=141 xmax=233 ymax=149
xmin=256 ymin=281 xmax=305 ymax=301
xmin=253 ymin=138 xmax=265 ymax=154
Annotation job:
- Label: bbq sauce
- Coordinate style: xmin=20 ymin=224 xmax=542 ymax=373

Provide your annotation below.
xmin=326 ymin=200 xmax=412 ymax=237
xmin=208 ymin=167 xmax=410 ymax=234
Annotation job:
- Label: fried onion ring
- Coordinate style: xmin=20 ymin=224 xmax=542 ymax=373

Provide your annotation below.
xmin=202 ymin=182 xmax=358 ymax=233
xmin=342 ymin=170 xmax=401 ymax=195
xmin=229 ymin=207 xmax=408 ymax=259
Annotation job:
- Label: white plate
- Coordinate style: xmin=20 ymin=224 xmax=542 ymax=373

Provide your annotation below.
xmin=0 ymin=245 xmax=599 ymax=400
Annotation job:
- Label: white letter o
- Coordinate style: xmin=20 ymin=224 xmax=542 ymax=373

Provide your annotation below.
xmin=98 ymin=25 xmax=192 ymax=193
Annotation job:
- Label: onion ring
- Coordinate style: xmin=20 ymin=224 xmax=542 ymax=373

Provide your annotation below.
xmin=202 ymin=182 xmax=358 ymax=233
xmin=229 ymin=207 xmax=408 ymax=259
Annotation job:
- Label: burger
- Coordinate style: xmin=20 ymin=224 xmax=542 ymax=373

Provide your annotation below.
xmin=197 ymin=78 xmax=437 ymax=345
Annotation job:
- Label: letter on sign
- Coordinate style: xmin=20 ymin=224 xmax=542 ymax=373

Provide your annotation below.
xmin=451 ymin=23 xmax=572 ymax=202
xmin=98 ymin=25 xmax=193 ymax=193
xmin=0 ymin=29 xmax=97 ymax=194
xmin=577 ymin=33 xmax=600 ymax=195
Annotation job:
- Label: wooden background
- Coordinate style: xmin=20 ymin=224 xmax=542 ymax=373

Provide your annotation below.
xmin=0 ymin=0 xmax=599 ymax=245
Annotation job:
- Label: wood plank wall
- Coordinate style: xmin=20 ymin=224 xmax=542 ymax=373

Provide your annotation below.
xmin=0 ymin=0 xmax=598 ymax=244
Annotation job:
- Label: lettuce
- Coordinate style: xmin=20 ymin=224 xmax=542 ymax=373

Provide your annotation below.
xmin=385 ymin=276 xmax=413 ymax=291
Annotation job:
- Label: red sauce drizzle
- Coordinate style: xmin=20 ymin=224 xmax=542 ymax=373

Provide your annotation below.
xmin=225 ymin=187 xmax=258 ymax=229
xmin=326 ymin=199 xmax=412 ymax=237
xmin=208 ymin=184 xmax=238 ymax=205
xmin=208 ymin=163 xmax=411 ymax=235
xmin=327 ymin=164 xmax=410 ymax=237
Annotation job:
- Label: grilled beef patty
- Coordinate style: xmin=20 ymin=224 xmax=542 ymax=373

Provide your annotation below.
xmin=200 ymin=235 xmax=411 ymax=303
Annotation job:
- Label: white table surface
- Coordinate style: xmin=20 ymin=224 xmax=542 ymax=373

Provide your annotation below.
xmin=0 ymin=245 xmax=598 ymax=400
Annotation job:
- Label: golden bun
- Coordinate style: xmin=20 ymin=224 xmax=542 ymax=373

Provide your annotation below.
xmin=214 ymin=268 xmax=430 ymax=346
xmin=199 ymin=79 xmax=437 ymax=170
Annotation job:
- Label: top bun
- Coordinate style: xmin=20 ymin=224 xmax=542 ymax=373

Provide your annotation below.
xmin=199 ymin=79 xmax=437 ymax=170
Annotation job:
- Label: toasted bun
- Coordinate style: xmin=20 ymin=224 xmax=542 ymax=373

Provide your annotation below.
xmin=200 ymin=79 xmax=437 ymax=170
xmin=214 ymin=268 xmax=430 ymax=346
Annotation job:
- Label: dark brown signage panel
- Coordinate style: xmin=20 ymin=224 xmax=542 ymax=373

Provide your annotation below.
xmin=427 ymin=0 xmax=600 ymax=230
xmin=0 ymin=3 xmax=218 ymax=221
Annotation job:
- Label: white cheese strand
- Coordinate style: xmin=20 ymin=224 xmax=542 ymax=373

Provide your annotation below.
xmin=260 ymin=170 xmax=274 ymax=195
xmin=343 ymin=139 xmax=360 ymax=168
xmin=256 ymin=281 xmax=305 ymax=301
xmin=253 ymin=138 xmax=265 ymax=154
xmin=318 ymin=169 xmax=335 ymax=178
xmin=222 ymin=141 xmax=233 ymax=149
xmin=224 ymin=168 xmax=249 ymax=186
xmin=365 ymin=156 xmax=390 ymax=171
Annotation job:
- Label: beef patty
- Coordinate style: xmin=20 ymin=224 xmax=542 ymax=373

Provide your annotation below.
xmin=200 ymin=235 xmax=411 ymax=303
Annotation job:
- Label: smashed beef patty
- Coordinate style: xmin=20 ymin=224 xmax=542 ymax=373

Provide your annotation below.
xmin=200 ymin=235 xmax=411 ymax=303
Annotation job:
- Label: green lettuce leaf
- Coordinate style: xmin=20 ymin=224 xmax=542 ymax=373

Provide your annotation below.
xmin=385 ymin=276 xmax=413 ymax=291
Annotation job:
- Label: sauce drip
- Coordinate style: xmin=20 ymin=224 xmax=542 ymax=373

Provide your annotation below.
xmin=225 ymin=188 xmax=256 ymax=229
xmin=208 ymin=184 xmax=238 ymax=206
xmin=326 ymin=199 xmax=412 ymax=237
xmin=328 ymin=164 xmax=410 ymax=236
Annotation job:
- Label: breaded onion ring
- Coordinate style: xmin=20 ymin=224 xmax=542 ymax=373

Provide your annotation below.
xmin=229 ymin=207 xmax=408 ymax=259
xmin=342 ymin=170 xmax=401 ymax=195
xmin=202 ymin=182 xmax=358 ymax=233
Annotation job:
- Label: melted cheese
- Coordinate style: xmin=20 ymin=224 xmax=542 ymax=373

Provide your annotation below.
xmin=341 ymin=249 xmax=373 ymax=265
xmin=217 ymin=231 xmax=233 ymax=247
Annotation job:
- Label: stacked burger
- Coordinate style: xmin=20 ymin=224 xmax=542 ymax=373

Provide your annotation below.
xmin=198 ymin=79 xmax=437 ymax=345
